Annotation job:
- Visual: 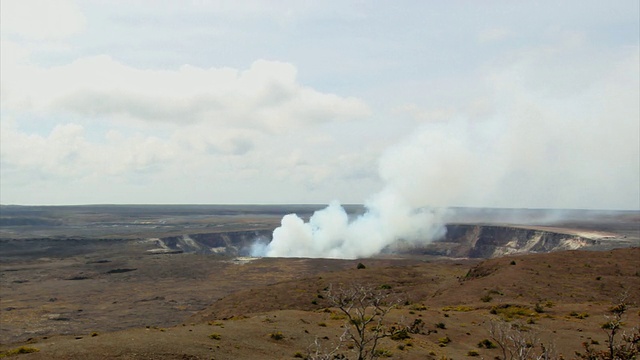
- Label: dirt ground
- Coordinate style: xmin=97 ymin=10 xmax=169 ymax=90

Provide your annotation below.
xmin=1 ymin=206 xmax=638 ymax=359
xmin=1 ymin=248 xmax=639 ymax=359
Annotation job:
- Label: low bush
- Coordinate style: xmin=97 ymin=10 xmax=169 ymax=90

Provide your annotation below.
xmin=477 ymin=339 xmax=497 ymax=349
xmin=442 ymin=305 xmax=474 ymax=312
xmin=329 ymin=311 xmax=346 ymax=320
xmin=490 ymin=304 xmax=537 ymax=320
xmin=0 ymin=346 xmax=40 ymax=357
xmin=373 ymin=348 xmax=392 ymax=357
xmin=270 ymin=331 xmax=285 ymax=340
xmin=390 ymin=329 xmax=411 ymax=340
xmin=569 ymin=311 xmax=589 ymax=319
xmin=438 ymin=336 xmax=451 ymax=346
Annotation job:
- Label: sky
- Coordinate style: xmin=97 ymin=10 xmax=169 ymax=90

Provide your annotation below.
xmin=1 ymin=0 xmax=639 ymax=209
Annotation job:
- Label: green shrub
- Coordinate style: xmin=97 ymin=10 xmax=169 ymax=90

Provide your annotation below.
xmin=0 ymin=346 xmax=40 ymax=357
xmin=467 ymin=350 xmax=480 ymax=356
xmin=356 ymin=262 xmax=366 ymax=269
xmin=534 ymin=303 xmax=544 ymax=313
xmin=569 ymin=311 xmax=589 ymax=319
xmin=477 ymin=339 xmax=497 ymax=349
xmin=270 ymin=331 xmax=285 ymax=340
xmin=442 ymin=305 xmax=474 ymax=312
xmin=490 ymin=304 xmax=537 ymax=320
xmin=481 ymin=294 xmax=493 ymax=302
xmin=379 ymin=284 xmax=392 ymax=290
xmin=209 ymin=333 xmax=221 ymax=340
xmin=293 ymin=352 xmax=304 ymax=358
xmin=373 ymin=348 xmax=392 ymax=357
xmin=390 ymin=329 xmax=411 ymax=340
xmin=330 ymin=311 xmax=346 ymax=320
xmin=435 ymin=322 xmax=446 ymax=329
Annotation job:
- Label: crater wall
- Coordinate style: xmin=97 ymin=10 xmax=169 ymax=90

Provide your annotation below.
xmin=152 ymin=224 xmax=634 ymax=258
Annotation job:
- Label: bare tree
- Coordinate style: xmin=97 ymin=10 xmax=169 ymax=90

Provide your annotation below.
xmin=488 ymin=320 xmax=556 ymax=360
xmin=575 ymin=292 xmax=639 ymax=360
xmin=323 ymin=283 xmax=402 ymax=360
xmin=306 ymin=332 xmax=347 ymax=360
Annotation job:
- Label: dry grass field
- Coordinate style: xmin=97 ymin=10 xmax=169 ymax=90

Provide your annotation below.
xmin=1 ymin=206 xmax=638 ymax=359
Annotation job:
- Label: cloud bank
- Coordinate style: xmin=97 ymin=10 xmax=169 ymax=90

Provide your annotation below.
xmin=1 ymin=1 xmax=637 ymax=211
xmin=2 ymin=56 xmax=369 ymax=131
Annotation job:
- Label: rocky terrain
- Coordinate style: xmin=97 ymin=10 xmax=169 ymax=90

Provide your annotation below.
xmin=0 ymin=205 xmax=638 ymax=359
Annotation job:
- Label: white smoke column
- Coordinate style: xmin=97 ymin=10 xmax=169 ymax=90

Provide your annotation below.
xmin=257 ymin=41 xmax=639 ymax=259
xmin=259 ymin=196 xmax=446 ymax=259
xmin=257 ymin=120 xmax=480 ymax=259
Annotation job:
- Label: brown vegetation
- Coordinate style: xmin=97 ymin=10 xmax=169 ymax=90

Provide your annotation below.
xmin=0 ymin=247 xmax=638 ymax=359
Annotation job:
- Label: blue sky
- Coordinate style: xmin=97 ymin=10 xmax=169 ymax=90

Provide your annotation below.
xmin=1 ymin=0 xmax=638 ymax=209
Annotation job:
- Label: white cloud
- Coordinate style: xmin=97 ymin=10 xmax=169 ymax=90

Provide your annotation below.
xmin=1 ymin=1 xmax=638 ymax=208
xmin=0 ymin=49 xmax=374 ymax=204
xmin=0 ymin=0 xmax=86 ymax=40
xmin=1 ymin=55 xmax=370 ymax=132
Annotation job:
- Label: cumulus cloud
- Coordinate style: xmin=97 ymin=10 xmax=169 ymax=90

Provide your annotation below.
xmin=1 ymin=1 xmax=637 ymax=211
xmin=1 ymin=56 xmax=370 ymax=131
xmin=0 ymin=44 xmax=372 ymax=203
xmin=0 ymin=120 xmax=87 ymax=176
xmin=0 ymin=118 xmax=179 ymax=179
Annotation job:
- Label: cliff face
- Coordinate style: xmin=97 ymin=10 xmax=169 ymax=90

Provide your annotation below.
xmin=429 ymin=224 xmax=596 ymax=258
xmin=153 ymin=230 xmax=272 ymax=255
xmin=151 ymin=224 xmax=629 ymax=258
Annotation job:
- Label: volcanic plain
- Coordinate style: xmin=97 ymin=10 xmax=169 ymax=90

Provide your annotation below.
xmin=0 ymin=205 xmax=638 ymax=359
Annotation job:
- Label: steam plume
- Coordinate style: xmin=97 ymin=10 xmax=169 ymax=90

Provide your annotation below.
xmin=255 ymin=44 xmax=639 ymax=259
xmin=254 ymin=195 xmax=447 ymax=259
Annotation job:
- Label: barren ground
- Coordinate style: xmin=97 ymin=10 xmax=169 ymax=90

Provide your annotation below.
xmin=0 ymin=206 xmax=638 ymax=359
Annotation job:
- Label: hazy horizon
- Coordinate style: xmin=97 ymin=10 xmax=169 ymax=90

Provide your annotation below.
xmin=2 ymin=203 xmax=637 ymax=213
